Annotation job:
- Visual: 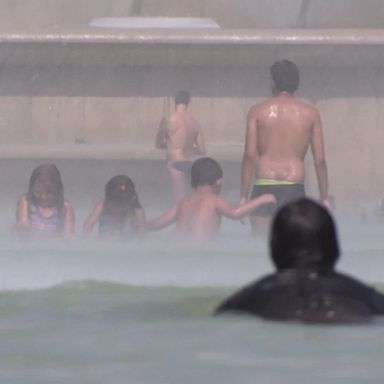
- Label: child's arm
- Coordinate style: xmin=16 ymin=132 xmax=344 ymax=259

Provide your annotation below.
xmin=63 ymin=201 xmax=76 ymax=236
xmin=83 ymin=200 xmax=103 ymax=235
xmin=146 ymin=205 xmax=178 ymax=231
xmin=216 ymin=194 xmax=276 ymax=220
xmin=13 ymin=194 xmax=31 ymax=236
xmin=15 ymin=194 xmax=29 ymax=228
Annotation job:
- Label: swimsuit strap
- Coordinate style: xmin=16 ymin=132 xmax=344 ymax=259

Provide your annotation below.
xmin=29 ymin=204 xmax=61 ymax=234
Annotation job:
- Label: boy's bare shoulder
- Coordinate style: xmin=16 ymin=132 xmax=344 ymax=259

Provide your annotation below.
xmin=181 ymin=189 xmax=218 ymax=206
xmin=214 ymin=194 xmax=232 ymax=207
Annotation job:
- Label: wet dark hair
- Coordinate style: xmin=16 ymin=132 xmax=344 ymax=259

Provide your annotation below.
xmin=191 ymin=157 xmax=223 ymax=188
xmin=175 ymin=91 xmax=190 ymax=106
xmin=27 ymin=163 xmax=65 ymax=215
xmin=102 ymin=175 xmax=141 ymax=224
xmin=270 ymin=198 xmax=339 ymax=272
xmin=270 ymin=60 xmax=300 ymax=93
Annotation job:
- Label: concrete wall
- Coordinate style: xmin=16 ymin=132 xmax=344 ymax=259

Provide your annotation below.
xmin=0 ymin=0 xmax=383 ymax=29
xmin=0 ymin=0 xmax=384 ymax=209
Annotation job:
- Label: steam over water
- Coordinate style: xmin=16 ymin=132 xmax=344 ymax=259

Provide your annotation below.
xmin=1 ymin=158 xmax=384 ymax=383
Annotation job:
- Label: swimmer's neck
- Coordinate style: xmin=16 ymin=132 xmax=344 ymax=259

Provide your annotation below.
xmin=195 ymin=184 xmax=220 ymax=195
xmin=272 ymin=90 xmax=295 ymax=98
xmin=175 ymin=104 xmax=188 ymax=113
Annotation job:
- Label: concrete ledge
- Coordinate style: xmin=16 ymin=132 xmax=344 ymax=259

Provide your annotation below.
xmin=0 ymin=142 xmax=243 ymax=161
xmin=1 ymin=28 xmax=383 ymax=68
xmin=1 ymin=28 xmax=384 ymax=45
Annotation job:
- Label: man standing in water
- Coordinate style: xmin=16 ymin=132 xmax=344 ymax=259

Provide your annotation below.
xmin=156 ymin=91 xmax=206 ymax=202
xmin=240 ymin=60 xmax=329 ymax=232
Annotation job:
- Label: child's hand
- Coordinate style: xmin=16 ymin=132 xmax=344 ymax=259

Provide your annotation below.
xmin=239 ymin=197 xmax=248 ymax=206
xmin=321 ymin=197 xmax=331 ymax=211
xmin=263 ymin=194 xmax=276 ymax=205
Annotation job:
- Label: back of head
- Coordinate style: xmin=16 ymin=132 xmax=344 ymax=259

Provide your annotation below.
xmin=191 ymin=157 xmax=223 ymax=188
xmin=270 ymin=59 xmax=300 ymax=93
xmin=174 ymin=90 xmax=190 ymax=106
xmin=104 ymin=175 xmax=138 ymax=206
xmin=28 ymin=163 xmax=64 ymax=208
xmin=270 ymin=198 xmax=339 ymax=272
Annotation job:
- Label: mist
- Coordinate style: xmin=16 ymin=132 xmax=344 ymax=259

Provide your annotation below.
xmin=0 ymin=0 xmax=383 ymax=307
xmin=0 ymin=1 xmax=384 ymax=383
xmin=0 ymin=0 xmax=382 ymax=307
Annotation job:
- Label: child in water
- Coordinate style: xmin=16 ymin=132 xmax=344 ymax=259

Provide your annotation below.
xmin=146 ymin=157 xmax=276 ymax=241
xmin=83 ymin=175 xmax=145 ymax=238
xmin=14 ymin=163 xmax=75 ymax=238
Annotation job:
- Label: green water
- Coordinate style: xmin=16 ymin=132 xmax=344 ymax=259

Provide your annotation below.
xmin=0 ymin=281 xmax=383 ymax=384
xmin=0 ymin=158 xmax=384 ymax=383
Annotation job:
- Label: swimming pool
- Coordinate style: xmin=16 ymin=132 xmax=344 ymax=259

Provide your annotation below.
xmin=0 ymin=158 xmax=383 ymax=383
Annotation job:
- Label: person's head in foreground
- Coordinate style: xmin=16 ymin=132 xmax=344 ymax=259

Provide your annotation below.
xmin=270 ymin=59 xmax=300 ymax=95
xmin=190 ymin=157 xmax=223 ymax=193
xmin=270 ymin=197 xmax=339 ymax=273
xmin=215 ymin=198 xmax=384 ymax=323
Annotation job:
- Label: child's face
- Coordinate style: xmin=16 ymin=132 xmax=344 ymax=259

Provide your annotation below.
xmin=31 ymin=181 xmax=56 ymax=208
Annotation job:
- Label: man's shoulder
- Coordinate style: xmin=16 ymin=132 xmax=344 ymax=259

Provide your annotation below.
xmin=248 ymin=99 xmax=270 ymax=112
xmin=282 ymin=97 xmax=320 ymax=121
xmin=168 ymin=112 xmax=189 ymax=127
xmin=252 ymin=96 xmax=317 ymax=110
xmin=295 ymin=97 xmax=318 ymax=112
xmin=248 ymin=98 xmax=293 ymax=116
xmin=167 ymin=114 xmax=177 ymax=125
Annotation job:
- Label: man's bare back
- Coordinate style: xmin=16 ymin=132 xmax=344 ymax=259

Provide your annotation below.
xmin=249 ymin=93 xmax=322 ymax=182
xmin=165 ymin=108 xmax=205 ymax=163
xmin=241 ymin=60 xmax=329 ymax=216
xmin=156 ymin=91 xmax=205 ymax=202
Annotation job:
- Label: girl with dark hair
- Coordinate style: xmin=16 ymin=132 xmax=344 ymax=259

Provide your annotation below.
xmin=15 ymin=163 xmax=75 ymax=238
xmin=83 ymin=175 xmax=145 ymax=238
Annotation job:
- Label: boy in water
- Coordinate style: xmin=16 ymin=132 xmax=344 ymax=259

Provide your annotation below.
xmin=146 ymin=157 xmax=275 ymax=241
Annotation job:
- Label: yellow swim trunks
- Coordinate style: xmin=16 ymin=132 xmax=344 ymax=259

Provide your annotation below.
xmin=255 ymin=178 xmax=298 ymax=186
xmin=250 ymin=179 xmax=305 ymax=217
